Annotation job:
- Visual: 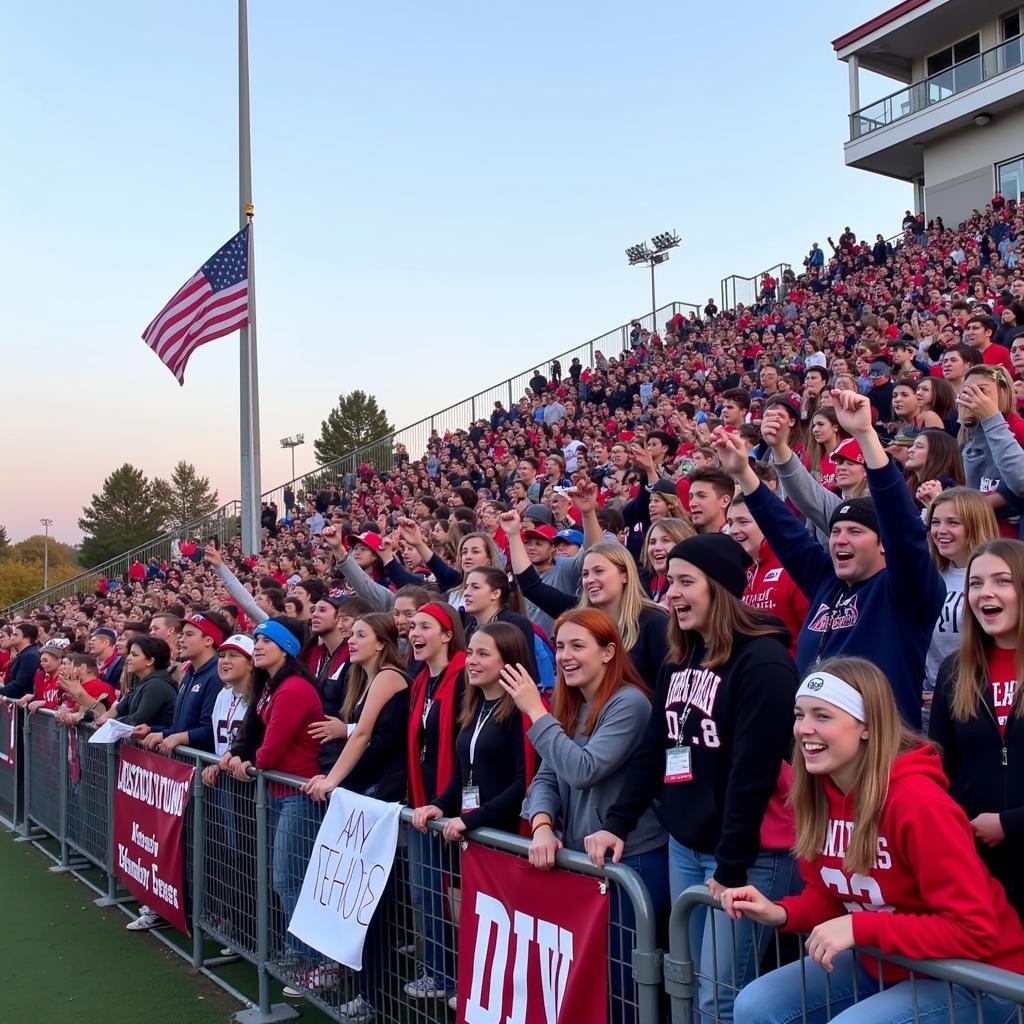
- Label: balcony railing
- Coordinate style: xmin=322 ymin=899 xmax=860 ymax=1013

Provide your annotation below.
xmin=850 ymin=33 xmax=1024 ymax=140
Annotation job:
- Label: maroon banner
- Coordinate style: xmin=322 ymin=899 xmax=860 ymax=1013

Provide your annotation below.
xmin=113 ymin=745 xmax=195 ymax=934
xmin=456 ymin=844 xmax=608 ymax=1024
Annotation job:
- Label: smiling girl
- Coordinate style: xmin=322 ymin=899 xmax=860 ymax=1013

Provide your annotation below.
xmin=930 ymin=539 xmax=1024 ymax=916
xmin=640 ymin=518 xmax=694 ymax=604
xmin=586 ymin=533 xmax=798 ymax=1023
xmin=726 ymin=657 xmax=1024 ymax=1024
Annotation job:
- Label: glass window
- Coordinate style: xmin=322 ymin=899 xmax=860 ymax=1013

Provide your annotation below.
xmin=998 ymin=156 xmax=1024 ymax=202
xmin=1003 ymin=10 xmax=1021 ymax=41
xmin=927 ymin=33 xmax=980 ymax=76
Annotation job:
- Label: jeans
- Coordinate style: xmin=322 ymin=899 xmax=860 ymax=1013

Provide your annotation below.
xmin=668 ymin=839 xmax=796 ymax=1024
xmin=270 ymin=793 xmax=322 ymax=958
xmin=734 ymin=950 xmax=1018 ymax=1024
xmin=406 ymin=825 xmax=456 ymax=990
xmin=611 ymin=846 xmax=670 ymax=1024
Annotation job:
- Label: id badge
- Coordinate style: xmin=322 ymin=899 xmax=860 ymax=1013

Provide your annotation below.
xmin=665 ymin=745 xmax=692 ymax=784
xmin=461 ymin=786 xmax=481 ymax=813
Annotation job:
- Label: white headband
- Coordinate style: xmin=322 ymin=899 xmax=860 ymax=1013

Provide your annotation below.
xmin=796 ymin=670 xmax=867 ymax=723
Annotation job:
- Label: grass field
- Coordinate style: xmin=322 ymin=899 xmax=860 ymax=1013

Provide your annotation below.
xmin=0 ymin=832 xmax=343 ymax=1024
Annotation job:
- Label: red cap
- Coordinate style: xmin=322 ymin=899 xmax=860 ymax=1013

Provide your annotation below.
xmin=346 ymin=531 xmax=382 ymax=554
xmin=522 ymin=525 xmax=557 ymax=543
xmin=830 ymin=438 xmax=865 ymax=465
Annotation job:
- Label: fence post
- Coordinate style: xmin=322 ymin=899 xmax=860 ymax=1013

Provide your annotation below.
xmin=13 ymin=706 xmax=28 ymax=837
xmin=14 ymin=711 xmax=35 ymax=844
xmin=191 ymin=758 xmax=206 ymax=969
xmin=95 ymin=739 xmax=121 ymax=905
xmin=508 ymin=377 xmax=513 ymax=410
xmin=664 ymin=888 xmax=699 ymax=1024
xmin=256 ymin=771 xmax=274 ymax=1015
xmin=55 ymin=719 xmax=71 ymax=869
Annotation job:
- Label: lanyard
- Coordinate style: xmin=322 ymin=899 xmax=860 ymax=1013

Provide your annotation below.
xmin=672 ymin=649 xmax=702 ymax=746
xmin=468 ymin=700 xmax=500 ymax=768
xmin=815 ymin=584 xmax=847 ymax=663
xmin=224 ymin=693 xmax=243 ymax=734
xmin=421 ymin=672 xmax=443 ymax=732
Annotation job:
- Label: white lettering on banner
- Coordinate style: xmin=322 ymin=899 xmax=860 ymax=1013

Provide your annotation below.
xmin=131 ymin=821 xmax=160 ymax=858
xmin=151 ymin=862 xmax=181 ymax=908
xmin=117 ymin=843 xmax=151 ymax=888
xmin=116 ymin=760 xmax=189 ymax=817
xmin=465 ymin=891 xmax=574 ymax=1024
xmin=287 ymin=789 xmax=403 ymax=969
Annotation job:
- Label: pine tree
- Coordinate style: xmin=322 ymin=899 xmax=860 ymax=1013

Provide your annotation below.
xmin=314 ymin=390 xmax=394 ymax=466
xmin=152 ymin=460 xmax=220 ymax=530
xmin=0 ymin=525 xmax=10 ymax=561
xmin=78 ymin=464 xmax=165 ymax=566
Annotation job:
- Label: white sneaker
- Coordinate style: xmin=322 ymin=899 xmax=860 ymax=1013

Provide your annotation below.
xmin=404 ymin=973 xmax=449 ymax=999
xmin=448 ymin=994 xmax=458 ymax=1011
xmin=126 ymin=908 xmax=161 ymax=931
xmin=338 ymin=995 xmax=376 ymax=1022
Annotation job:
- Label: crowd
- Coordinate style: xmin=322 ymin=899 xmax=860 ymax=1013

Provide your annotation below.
xmin=4 ymin=196 xmax=1024 ymax=1023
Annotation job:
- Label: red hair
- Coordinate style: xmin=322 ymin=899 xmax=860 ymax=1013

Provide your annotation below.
xmin=552 ymin=608 xmax=649 ymax=738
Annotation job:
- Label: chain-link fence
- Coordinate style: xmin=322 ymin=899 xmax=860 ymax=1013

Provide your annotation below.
xmin=64 ymin=723 xmax=112 ymax=869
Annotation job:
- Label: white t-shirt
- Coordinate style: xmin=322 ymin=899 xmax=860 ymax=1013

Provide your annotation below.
xmin=212 ymin=685 xmax=248 ymax=757
xmin=924 ymin=565 xmax=966 ymax=693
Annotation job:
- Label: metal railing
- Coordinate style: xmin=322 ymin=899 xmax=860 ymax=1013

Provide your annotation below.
xmin=720 ymin=264 xmax=792 ymax=312
xmin=851 ymin=33 xmax=1024 ymax=140
xmin=3 ymin=303 xmax=699 ymax=617
xmin=664 ymin=887 xmax=1024 ymax=1024
xmin=3 ymin=704 xmax=662 ymax=1024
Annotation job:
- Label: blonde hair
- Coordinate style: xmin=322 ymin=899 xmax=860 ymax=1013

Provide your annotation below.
xmin=925 ymin=487 xmax=998 ymax=573
xmin=791 ymin=657 xmax=924 ymax=875
xmin=579 ymin=541 xmax=667 ymax=651
xmin=641 ymin=518 xmax=695 ymax=574
xmin=953 ymin=540 xmax=1024 ymax=722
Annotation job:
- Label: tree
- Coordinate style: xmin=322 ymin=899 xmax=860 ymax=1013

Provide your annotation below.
xmin=314 ymin=390 xmax=394 ymax=466
xmin=11 ymin=534 xmax=79 ymax=567
xmin=0 ymin=524 xmax=9 ymax=561
xmin=78 ymin=464 xmax=165 ymax=567
xmin=152 ymin=460 xmax=220 ymax=530
xmin=0 ymin=559 xmax=80 ymax=607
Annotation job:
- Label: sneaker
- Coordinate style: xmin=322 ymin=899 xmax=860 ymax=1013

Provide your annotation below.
xmin=404 ymin=973 xmax=448 ymax=999
xmin=282 ymin=985 xmax=303 ymax=998
xmin=282 ymin=964 xmax=340 ymax=996
xmin=448 ymin=995 xmax=458 ymax=1011
xmin=395 ymin=940 xmax=418 ymax=956
xmin=126 ymin=909 xmax=161 ymax=931
xmin=219 ymin=947 xmax=236 ymax=957
xmin=337 ymin=995 xmax=376 ymax=1022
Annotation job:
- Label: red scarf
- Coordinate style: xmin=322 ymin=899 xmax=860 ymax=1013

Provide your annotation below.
xmin=407 ymin=651 xmax=466 ymax=807
xmin=517 ymin=708 xmax=544 ymax=837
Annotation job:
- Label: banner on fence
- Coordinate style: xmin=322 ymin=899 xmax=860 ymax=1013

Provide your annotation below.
xmin=112 ymin=745 xmax=195 ymax=933
xmin=457 ymin=844 xmax=609 ymax=1024
xmin=287 ymin=789 xmax=403 ymax=969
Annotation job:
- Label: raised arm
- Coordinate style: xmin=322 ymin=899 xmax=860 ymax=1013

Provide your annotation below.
xmin=206 ymin=544 xmax=268 ymax=624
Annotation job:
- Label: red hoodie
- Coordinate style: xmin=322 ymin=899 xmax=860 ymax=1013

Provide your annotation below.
xmin=254 ymin=675 xmax=322 ymax=791
xmin=779 ymin=745 xmax=1024 ymax=979
xmin=742 ymin=541 xmax=809 ymax=658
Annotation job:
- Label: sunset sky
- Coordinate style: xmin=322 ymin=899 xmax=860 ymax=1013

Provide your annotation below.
xmin=2 ymin=1 xmax=908 ymax=545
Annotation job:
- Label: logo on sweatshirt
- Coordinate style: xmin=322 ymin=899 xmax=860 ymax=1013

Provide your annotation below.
xmin=807 ymin=594 xmax=860 ymax=633
xmin=763 ymin=568 xmax=783 ymax=582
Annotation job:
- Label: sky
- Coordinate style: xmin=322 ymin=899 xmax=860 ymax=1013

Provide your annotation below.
xmin=1 ymin=1 xmax=911 ymax=545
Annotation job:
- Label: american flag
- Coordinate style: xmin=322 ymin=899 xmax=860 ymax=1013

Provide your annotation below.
xmin=142 ymin=225 xmax=250 ymax=385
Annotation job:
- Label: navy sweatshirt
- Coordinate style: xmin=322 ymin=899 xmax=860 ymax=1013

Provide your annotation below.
xmin=745 ymin=455 xmax=944 ymax=728
xmin=603 ymin=630 xmax=798 ymax=887
xmin=168 ymin=655 xmax=221 ymax=751
xmin=0 ymin=646 xmax=40 ymax=699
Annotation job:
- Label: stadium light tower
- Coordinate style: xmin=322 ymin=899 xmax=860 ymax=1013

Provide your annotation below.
xmin=625 ymin=230 xmax=681 ymax=331
xmin=280 ymin=434 xmax=305 ymax=482
xmin=40 ymin=518 xmax=53 ymax=589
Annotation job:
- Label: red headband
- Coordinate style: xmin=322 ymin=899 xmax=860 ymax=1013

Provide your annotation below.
xmin=418 ymin=603 xmax=453 ymax=631
xmin=186 ymin=614 xmax=225 ymax=647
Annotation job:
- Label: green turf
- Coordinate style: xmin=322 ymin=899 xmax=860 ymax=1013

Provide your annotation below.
xmin=0 ymin=833 xmax=241 ymax=1023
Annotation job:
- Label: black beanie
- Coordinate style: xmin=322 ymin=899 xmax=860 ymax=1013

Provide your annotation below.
xmin=828 ymin=497 xmax=879 ymax=536
xmin=667 ymin=533 xmax=752 ymax=598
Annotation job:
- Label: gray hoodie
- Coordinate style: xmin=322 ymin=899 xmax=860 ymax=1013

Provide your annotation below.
xmin=522 ymin=686 xmax=666 ymax=856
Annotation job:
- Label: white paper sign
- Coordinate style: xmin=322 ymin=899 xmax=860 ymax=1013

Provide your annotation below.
xmin=287 ymin=789 xmax=403 ymax=969
xmin=88 ymin=719 xmax=137 ymax=744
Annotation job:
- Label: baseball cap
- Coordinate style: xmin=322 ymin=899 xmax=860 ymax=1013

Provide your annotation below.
xmin=91 ymin=627 xmax=117 ymax=643
xmin=523 ymin=503 xmax=554 ymax=527
xmin=346 ymin=531 xmax=382 ymax=554
xmin=553 ymin=529 xmax=584 ymax=546
xmin=219 ymin=634 xmax=255 ymax=659
xmin=830 ymin=438 xmax=865 ymax=465
xmin=523 ymin=525 xmax=557 ymax=543
xmin=868 ymin=360 xmax=891 ymax=379
xmin=886 ymin=428 xmax=918 ymax=449
xmin=40 ymin=638 xmax=71 ymax=659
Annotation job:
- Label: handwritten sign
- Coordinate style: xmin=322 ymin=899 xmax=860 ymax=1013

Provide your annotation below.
xmin=287 ymin=788 xmax=403 ymax=968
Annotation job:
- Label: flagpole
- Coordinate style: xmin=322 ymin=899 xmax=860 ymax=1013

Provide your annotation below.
xmin=238 ymin=0 xmax=262 ymax=556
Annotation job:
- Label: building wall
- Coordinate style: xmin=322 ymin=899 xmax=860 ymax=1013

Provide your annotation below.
xmin=923 ymin=106 xmax=1024 ymax=221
